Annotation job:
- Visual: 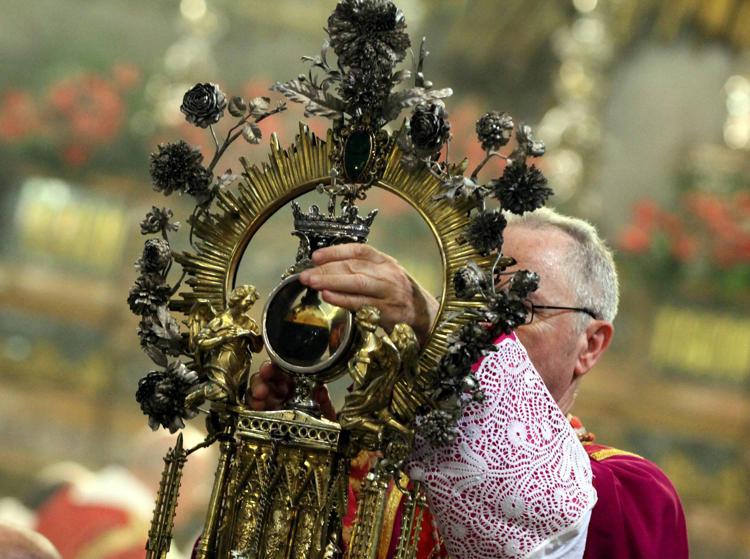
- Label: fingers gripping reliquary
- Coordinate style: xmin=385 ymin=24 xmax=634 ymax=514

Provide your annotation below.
xmin=129 ymin=1 xmax=553 ymax=557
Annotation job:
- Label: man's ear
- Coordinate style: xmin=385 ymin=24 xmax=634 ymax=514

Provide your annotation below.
xmin=573 ymin=321 xmax=614 ymax=377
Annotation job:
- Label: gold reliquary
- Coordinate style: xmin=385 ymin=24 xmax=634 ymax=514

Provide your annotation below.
xmin=131 ymin=1 xmax=551 ymax=557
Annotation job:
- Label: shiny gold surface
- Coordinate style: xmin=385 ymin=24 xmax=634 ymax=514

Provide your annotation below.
xmin=194 ymin=435 xmax=234 ymax=559
xmin=347 ymin=471 xmax=389 ymax=559
xmin=339 ymin=307 xmax=420 ymax=441
xmin=196 ymin=408 xmax=345 ymax=559
xmin=185 ymin=286 xmax=264 ymax=407
xmin=175 ymin=123 xmax=487 ymax=389
xmin=263 ymin=275 xmax=355 ymax=380
xmin=146 ymin=434 xmax=187 ymax=559
xmin=391 ymin=481 xmax=425 ymax=559
xmin=166 ymin=125 xmax=485 ymax=558
xmin=286 ymin=303 xmax=329 ymax=329
xmin=174 ymin=125 xmax=335 ymax=315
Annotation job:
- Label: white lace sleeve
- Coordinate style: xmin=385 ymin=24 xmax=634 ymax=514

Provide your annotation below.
xmin=409 ymin=334 xmax=597 ymax=559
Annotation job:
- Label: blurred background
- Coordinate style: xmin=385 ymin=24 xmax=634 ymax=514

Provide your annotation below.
xmin=0 ymin=0 xmax=748 ymax=557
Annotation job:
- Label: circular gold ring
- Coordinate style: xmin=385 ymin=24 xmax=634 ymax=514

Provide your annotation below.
xmin=174 ymin=123 xmax=489 ymax=380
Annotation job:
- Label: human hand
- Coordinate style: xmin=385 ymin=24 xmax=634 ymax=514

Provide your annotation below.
xmin=298 ymin=243 xmax=439 ymax=345
xmin=246 ymin=361 xmax=336 ymax=421
xmin=247 ymin=361 xmax=294 ymax=412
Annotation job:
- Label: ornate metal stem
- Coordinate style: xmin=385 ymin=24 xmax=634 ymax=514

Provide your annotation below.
xmin=346 ymin=471 xmax=390 ymax=559
xmin=393 ymin=481 xmax=422 ymax=559
xmin=195 ymin=432 xmax=235 ymax=559
xmin=146 ymin=434 xmax=187 ymax=559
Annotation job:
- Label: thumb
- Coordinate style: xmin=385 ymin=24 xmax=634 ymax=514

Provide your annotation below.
xmin=313 ymin=384 xmax=337 ymax=421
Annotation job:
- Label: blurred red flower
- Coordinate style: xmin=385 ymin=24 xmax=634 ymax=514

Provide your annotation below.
xmin=620 ymin=192 xmax=749 ymax=271
xmin=735 ymin=191 xmax=750 ymax=216
xmin=618 ymin=225 xmax=651 ymax=253
xmin=670 ymin=235 xmax=698 ymax=263
xmin=112 ymin=62 xmax=141 ymax=90
xmin=0 ymin=89 xmax=41 ymax=140
xmin=63 ymin=143 xmax=90 ymax=167
xmin=660 ymin=212 xmax=684 ymax=237
xmin=0 ymin=63 xmax=144 ymax=170
xmin=632 ymin=199 xmax=660 ymax=228
xmin=686 ymin=192 xmax=735 ymax=237
xmin=49 ymin=73 xmax=125 ymax=143
xmin=49 ymin=80 xmax=79 ymax=113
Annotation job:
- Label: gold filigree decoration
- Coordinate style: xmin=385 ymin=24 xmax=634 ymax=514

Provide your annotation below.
xmin=174 ymin=122 xmax=489 ymax=385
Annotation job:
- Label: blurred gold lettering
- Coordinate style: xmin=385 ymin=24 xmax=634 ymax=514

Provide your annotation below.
xmin=650 ymin=306 xmax=750 ymax=381
xmin=15 ymin=178 xmax=127 ymax=275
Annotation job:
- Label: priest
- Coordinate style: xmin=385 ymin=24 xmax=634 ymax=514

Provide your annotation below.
xmin=250 ymin=207 xmax=688 ymax=558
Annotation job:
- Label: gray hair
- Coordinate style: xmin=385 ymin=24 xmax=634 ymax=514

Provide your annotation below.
xmin=506 ymin=208 xmax=619 ymax=325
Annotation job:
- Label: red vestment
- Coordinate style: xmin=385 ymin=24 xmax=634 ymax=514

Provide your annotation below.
xmin=35 ymin=467 xmax=152 ymax=559
xmin=35 ymin=485 xmax=147 ymax=559
xmin=582 ymin=443 xmax=688 ymax=559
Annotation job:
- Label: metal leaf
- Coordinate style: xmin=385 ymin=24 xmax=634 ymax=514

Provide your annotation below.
xmin=383 ymin=87 xmax=453 ymax=122
xmin=304 ymin=102 xmax=342 ymax=119
xmin=152 ymin=305 xmax=181 ymax=341
xmin=392 ymin=69 xmax=412 ymax=85
xmin=432 ymin=175 xmax=482 ymax=202
xmin=415 ymin=36 xmax=429 ymax=87
xmin=242 ymin=123 xmax=262 ymax=144
xmin=320 ymin=40 xmax=331 ymax=66
xmin=322 ymin=90 xmax=346 ymax=110
xmin=273 ymin=79 xmax=346 ymax=119
xmin=145 ymin=345 xmax=169 ymax=367
xmin=271 ymin=80 xmax=318 ymax=108
xmin=248 ymin=96 xmax=271 ymax=116
xmin=228 ymin=96 xmax=247 ymax=117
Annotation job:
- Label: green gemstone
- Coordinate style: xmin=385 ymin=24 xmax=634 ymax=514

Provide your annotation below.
xmin=344 ymin=130 xmax=373 ymax=181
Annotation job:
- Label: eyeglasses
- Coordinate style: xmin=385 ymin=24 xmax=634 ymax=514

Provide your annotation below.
xmin=523 ymin=301 xmax=599 ymax=324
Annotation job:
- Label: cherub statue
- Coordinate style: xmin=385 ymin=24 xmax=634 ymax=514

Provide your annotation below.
xmin=388 ymin=323 xmax=427 ymax=426
xmin=185 ymin=285 xmax=263 ymax=407
xmin=338 ymin=305 xmax=420 ymax=441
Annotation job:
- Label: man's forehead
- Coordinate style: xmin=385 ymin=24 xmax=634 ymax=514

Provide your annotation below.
xmin=505 ymin=224 xmax=573 ymax=267
xmin=505 ymin=224 xmax=575 ymax=297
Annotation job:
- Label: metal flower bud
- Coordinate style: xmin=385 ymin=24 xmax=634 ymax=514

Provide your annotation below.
xmin=461 ymin=374 xmax=478 ymax=392
xmin=466 ymin=210 xmax=507 ymax=255
xmin=140 ymin=238 xmax=172 ymax=274
xmin=476 ymin=111 xmax=514 ymax=151
xmin=409 ymin=103 xmax=450 ymax=156
xmin=515 ymin=123 xmax=546 ymax=158
xmin=180 ymin=82 xmax=227 ymax=128
xmin=453 ymin=261 xmax=489 ymax=299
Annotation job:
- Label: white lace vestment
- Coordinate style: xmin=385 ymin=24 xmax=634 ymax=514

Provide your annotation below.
xmin=409 ymin=334 xmax=596 ymax=558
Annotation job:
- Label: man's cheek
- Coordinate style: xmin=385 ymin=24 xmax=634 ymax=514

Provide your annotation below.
xmin=515 ymin=326 xmax=543 ymax=354
xmin=515 ymin=330 xmax=543 ymax=369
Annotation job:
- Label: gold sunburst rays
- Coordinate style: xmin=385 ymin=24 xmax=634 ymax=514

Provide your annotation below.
xmin=377 ymin=139 xmax=492 ymax=373
xmin=173 ymin=122 xmax=489 ymax=377
xmin=173 ymin=123 xmax=333 ymax=314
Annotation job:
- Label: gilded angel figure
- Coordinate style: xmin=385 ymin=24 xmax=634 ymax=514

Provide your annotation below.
xmin=339 ymin=305 xmax=421 ymax=440
xmin=185 ymin=285 xmax=263 ymax=407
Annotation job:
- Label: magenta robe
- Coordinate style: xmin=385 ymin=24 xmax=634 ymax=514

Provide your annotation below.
xmin=582 ymin=443 xmax=689 ymax=559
